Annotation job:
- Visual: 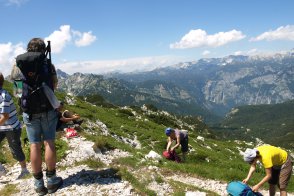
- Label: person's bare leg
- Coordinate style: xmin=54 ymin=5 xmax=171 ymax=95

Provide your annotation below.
xmin=30 ymin=143 xmax=42 ymax=173
xmin=269 ymin=184 xmax=276 ymax=196
xmin=280 ymin=188 xmax=287 ymax=196
xmin=44 ymin=140 xmax=56 ymax=171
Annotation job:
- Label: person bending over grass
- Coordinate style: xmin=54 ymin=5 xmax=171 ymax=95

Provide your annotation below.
xmin=165 ymin=127 xmax=188 ymax=161
xmin=242 ymin=145 xmax=293 ymax=196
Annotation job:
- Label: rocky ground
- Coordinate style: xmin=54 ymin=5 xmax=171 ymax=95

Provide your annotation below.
xmin=0 ymin=135 xmax=292 ymax=196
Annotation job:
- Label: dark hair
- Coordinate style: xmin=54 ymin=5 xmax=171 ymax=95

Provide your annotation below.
xmin=27 ymin=38 xmax=46 ymax=52
xmin=0 ymin=72 xmax=4 ymax=87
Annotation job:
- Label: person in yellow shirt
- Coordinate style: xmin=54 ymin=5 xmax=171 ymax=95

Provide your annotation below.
xmin=242 ymin=145 xmax=293 ymax=196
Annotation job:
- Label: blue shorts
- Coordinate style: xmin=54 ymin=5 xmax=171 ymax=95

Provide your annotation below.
xmin=23 ymin=110 xmax=58 ymax=143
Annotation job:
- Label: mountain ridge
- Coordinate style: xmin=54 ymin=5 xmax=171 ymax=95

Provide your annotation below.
xmin=57 ymin=50 xmax=294 ymax=123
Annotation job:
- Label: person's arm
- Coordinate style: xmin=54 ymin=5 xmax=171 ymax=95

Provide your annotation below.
xmin=52 ymin=75 xmax=58 ymax=90
xmin=10 ymin=64 xmax=23 ymax=80
xmin=166 ymin=137 xmax=173 ymax=151
xmin=60 ymin=115 xmax=79 ymax=123
xmin=72 ymin=114 xmax=80 ymax=118
xmin=252 ymin=168 xmax=271 ymax=192
xmin=171 ymin=135 xmax=181 ymax=151
xmin=242 ymin=160 xmax=257 ymax=184
xmin=0 ymin=113 xmax=9 ymax=125
xmin=51 ymin=64 xmax=58 ymax=90
xmin=63 ymin=110 xmax=80 ymax=119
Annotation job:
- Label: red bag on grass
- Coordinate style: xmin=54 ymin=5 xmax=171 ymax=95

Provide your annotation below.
xmin=65 ymin=128 xmax=79 ymax=139
xmin=162 ymin=150 xmax=181 ymax=163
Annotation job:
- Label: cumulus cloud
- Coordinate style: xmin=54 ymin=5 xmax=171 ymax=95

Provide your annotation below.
xmin=45 ymin=25 xmax=72 ymax=54
xmin=45 ymin=25 xmax=97 ymax=53
xmin=74 ymin=31 xmax=97 ymax=47
xmin=0 ymin=42 xmax=25 ymax=76
xmin=57 ymin=56 xmax=185 ymax=74
xmin=251 ymin=25 xmax=294 ymax=41
xmin=0 ymin=25 xmax=97 ymax=76
xmin=170 ymin=29 xmax=246 ymax=49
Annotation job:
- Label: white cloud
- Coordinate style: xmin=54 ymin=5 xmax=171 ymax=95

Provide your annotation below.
xmin=56 ymin=56 xmax=185 ymax=74
xmin=0 ymin=42 xmax=25 ymax=76
xmin=5 ymin=0 xmax=28 ymax=6
xmin=170 ymin=29 xmax=246 ymax=49
xmin=234 ymin=49 xmax=258 ymax=56
xmin=202 ymin=50 xmax=211 ymax=56
xmin=45 ymin=25 xmax=72 ymax=54
xmin=0 ymin=25 xmax=97 ymax=76
xmin=45 ymin=25 xmax=97 ymax=53
xmin=74 ymin=31 xmax=96 ymax=47
xmin=247 ymin=49 xmax=258 ymax=55
xmin=234 ymin=51 xmax=243 ymax=55
xmin=251 ymin=25 xmax=294 ymax=41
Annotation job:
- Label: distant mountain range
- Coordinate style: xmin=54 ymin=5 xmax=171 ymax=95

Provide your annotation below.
xmin=57 ymin=50 xmax=294 ymax=123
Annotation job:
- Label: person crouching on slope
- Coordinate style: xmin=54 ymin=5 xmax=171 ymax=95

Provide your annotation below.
xmin=242 ymin=145 xmax=293 ymax=196
xmin=165 ymin=128 xmax=188 ymax=161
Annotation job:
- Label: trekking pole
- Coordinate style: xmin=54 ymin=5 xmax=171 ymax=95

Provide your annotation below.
xmin=45 ymin=40 xmax=52 ymax=65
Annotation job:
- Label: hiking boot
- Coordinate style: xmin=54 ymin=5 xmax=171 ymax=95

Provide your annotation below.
xmin=17 ymin=168 xmax=30 ymax=179
xmin=47 ymin=175 xmax=63 ymax=194
xmin=34 ymin=178 xmax=48 ymax=196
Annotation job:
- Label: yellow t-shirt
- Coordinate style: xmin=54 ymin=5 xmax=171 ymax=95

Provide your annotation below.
xmin=256 ymin=145 xmax=288 ymax=168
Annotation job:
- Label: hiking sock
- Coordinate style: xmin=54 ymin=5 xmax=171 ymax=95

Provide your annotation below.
xmin=46 ymin=169 xmax=56 ymax=178
xmin=33 ymin=171 xmax=43 ymax=180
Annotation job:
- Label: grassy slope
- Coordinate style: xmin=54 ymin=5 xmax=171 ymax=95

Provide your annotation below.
xmin=59 ymin=92 xmax=294 ymax=192
xmin=1 ymin=80 xmax=293 ymax=194
xmin=219 ymin=101 xmax=294 ymax=148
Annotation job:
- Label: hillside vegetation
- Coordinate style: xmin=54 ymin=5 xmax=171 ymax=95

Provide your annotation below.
xmin=217 ymin=100 xmax=294 ymax=149
xmin=1 ymin=80 xmax=293 ymax=195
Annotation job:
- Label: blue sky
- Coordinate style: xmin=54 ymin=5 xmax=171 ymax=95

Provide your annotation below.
xmin=1 ymin=0 xmax=294 ymax=76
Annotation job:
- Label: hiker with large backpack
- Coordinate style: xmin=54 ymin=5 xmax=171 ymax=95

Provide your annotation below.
xmin=242 ymin=145 xmax=293 ymax=196
xmin=11 ymin=38 xmax=62 ymax=195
